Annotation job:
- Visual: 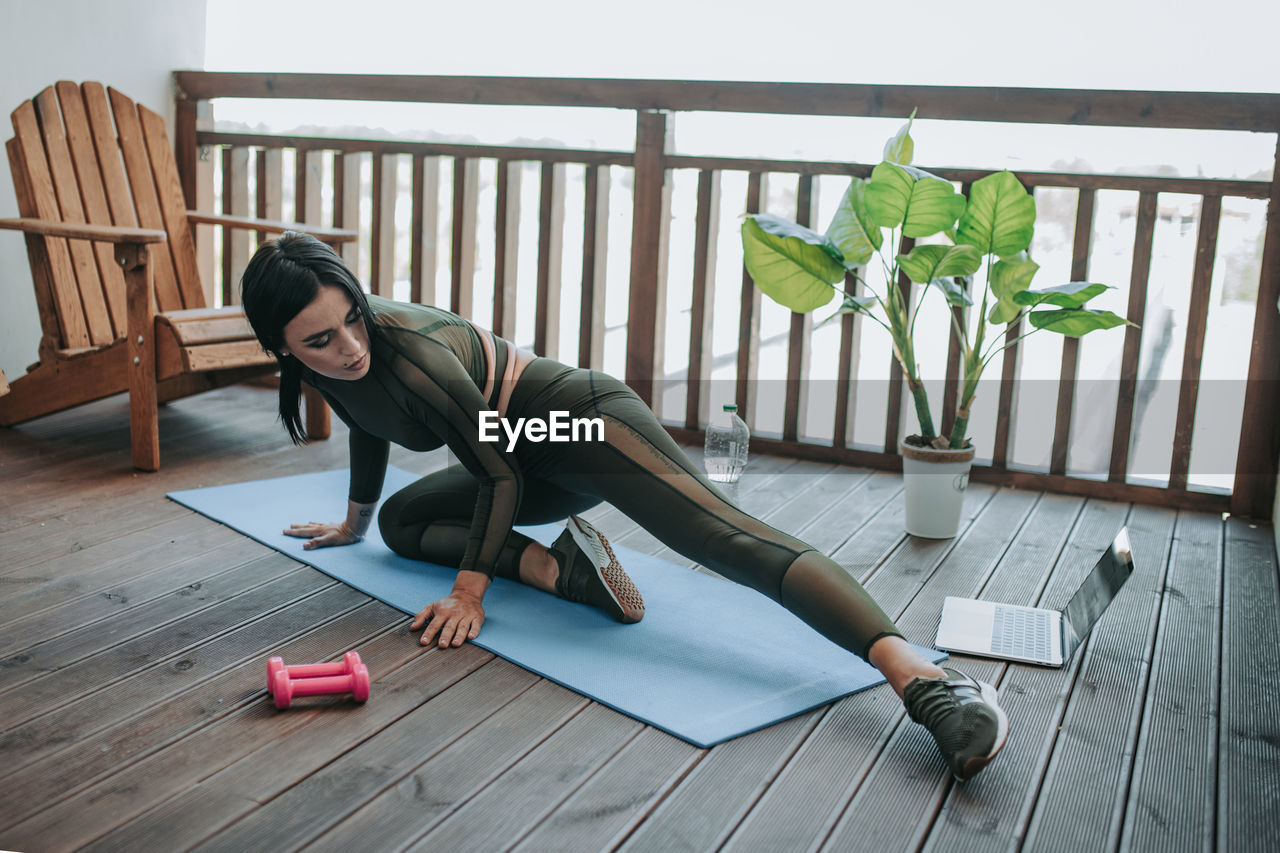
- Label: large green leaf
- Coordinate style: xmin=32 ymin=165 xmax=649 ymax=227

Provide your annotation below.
xmin=956 ymin=170 xmax=1036 ymax=257
xmin=897 ymin=243 xmax=982 ymax=283
xmin=883 ymin=113 xmax=915 ymax=165
xmin=826 ymin=179 xmax=882 ymax=267
xmin=865 ymin=162 xmax=966 ymax=238
xmin=741 ymin=214 xmax=844 ymax=313
xmin=1028 ymin=307 xmax=1130 ymax=337
xmin=1013 ymin=281 xmax=1111 ymax=308
xmin=989 ymin=299 xmax=1021 ymax=326
xmin=987 ymin=253 xmax=1040 ymax=325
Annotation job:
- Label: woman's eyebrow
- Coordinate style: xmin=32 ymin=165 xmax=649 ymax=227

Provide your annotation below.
xmin=301 ymin=326 xmax=333 ymax=343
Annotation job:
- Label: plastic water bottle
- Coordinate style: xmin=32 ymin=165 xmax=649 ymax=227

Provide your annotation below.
xmin=704 ymin=404 xmax=749 ymax=483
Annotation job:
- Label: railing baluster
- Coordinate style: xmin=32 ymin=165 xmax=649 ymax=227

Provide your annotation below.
xmin=535 ymin=161 xmax=566 ymax=357
xmin=493 ymin=160 xmax=522 ymax=338
xmin=1051 ymin=188 xmax=1095 ymax=475
xmin=884 ymin=235 xmax=914 ymax=452
xmin=626 ymin=109 xmax=670 ymax=409
xmin=255 ymin=147 xmax=282 ymax=247
xmin=332 ymin=152 xmax=360 ymax=271
xmin=992 ymin=317 xmax=1022 ymax=468
xmin=370 ymin=153 xmax=396 ymax=297
xmin=220 ymin=146 xmax=249 ymax=305
xmin=737 ymin=172 xmax=767 ymax=426
xmin=783 ymin=174 xmax=817 ymax=442
xmin=1169 ymin=195 xmax=1222 ymax=490
xmin=685 ymin=169 xmax=720 ymax=429
xmin=1233 ymin=136 xmax=1280 ymax=518
xmin=833 ymin=271 xmax=863 ymax=449
xmin=294 ymin=148 xmax=322 ymax=225
xmin=580 ymin=164 xmax=611 ymax=370
xmin=1109 ymin=190 xmax=1157 ymax=482
xmin=451 ymin=157 xmax=479 ymax=317
xmin=409 ymin=155 xmax=440 ymax=304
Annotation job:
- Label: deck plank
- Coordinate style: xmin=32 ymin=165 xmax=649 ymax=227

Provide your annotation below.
xmin=297 ymin=680 xmax=591 ymax=851
xmin=511 ymin=727 xmax=703 ymax=852
xmin=0 ymin=547 xmax=301 ymax=694
xmin=401 ymin=705 xmax=645 ymax=852
xmin=1 ymin=562 xmax=330 ymax=730
xmin=1118 ymin=510 xmax=1223 ymax=852
xmin=1217 ymin=517 xmax=1280 ymax=851
xmin=0 ymin=514 xmax=239 ymax=621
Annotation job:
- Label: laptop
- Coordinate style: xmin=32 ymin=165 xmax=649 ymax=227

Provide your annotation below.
xmin=934 ymin=527 xmax=1134 ymax=667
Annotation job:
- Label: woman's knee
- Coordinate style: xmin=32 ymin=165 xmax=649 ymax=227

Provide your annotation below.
xmin=377 ymin=492 xmax=423 ymax=559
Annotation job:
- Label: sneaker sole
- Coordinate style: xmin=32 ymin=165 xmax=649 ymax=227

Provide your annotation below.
xmin=566 ymin=516 xmax=645 ymax=623
xmin=957 ymin=680 xmax=1010 ymax=781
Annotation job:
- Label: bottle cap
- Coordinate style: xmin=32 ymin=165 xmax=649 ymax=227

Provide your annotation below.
xmin=723 ymin=404 xmax=737 ymax=412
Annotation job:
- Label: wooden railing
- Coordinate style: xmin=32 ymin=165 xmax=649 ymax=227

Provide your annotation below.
xmin=173 ymin=73 xmax=1280 ymax=519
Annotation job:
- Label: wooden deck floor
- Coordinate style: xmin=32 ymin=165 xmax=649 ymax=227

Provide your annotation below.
xmin=2 ymin=384 xmax=1277 ymax=852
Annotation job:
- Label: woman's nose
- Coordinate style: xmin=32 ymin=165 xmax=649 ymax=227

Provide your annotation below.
xmin=337 ymin=328 xmax=362 ymax=355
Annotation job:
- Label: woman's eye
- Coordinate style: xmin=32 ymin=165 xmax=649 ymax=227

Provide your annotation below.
xmin=346 ymin=311 xmax=361 ymax=325
xmin=307 ymin=337 xmax=330 ymax=349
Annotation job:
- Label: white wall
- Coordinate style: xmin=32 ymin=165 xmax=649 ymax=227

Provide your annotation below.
xmin=0 ymin=0 xmax=207 ymax=383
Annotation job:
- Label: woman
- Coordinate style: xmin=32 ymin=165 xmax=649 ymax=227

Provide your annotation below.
xmin=241 ymin=232 xmax=1009 ymax=781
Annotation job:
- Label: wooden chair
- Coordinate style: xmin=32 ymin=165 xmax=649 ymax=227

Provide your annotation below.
xmin=0 ymin=82 xmax=356 ymax=469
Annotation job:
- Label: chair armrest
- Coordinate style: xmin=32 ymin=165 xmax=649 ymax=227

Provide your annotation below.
xmin=0 ymin=217 xmax=167 ymax=244
xmin=186 ymin=211 xmax=358 ymax=243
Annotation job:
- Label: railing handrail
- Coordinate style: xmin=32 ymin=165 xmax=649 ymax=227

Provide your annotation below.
xmin=195 ymin=128 xmax=1275 ymax=198
xmin=174 ymin=71 xmax=1280 ymax=132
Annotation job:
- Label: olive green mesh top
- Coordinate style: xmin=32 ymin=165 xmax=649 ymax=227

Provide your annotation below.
xmin=308 ymin=295 xmax=516 ymax=578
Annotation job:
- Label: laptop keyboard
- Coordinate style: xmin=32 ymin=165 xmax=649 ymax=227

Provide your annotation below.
xmin=991 ymin=605 xmax=1053 ymax=659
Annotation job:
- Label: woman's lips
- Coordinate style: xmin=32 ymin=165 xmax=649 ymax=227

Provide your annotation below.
xmin=346 ymin=353 xmax=367 ymax=372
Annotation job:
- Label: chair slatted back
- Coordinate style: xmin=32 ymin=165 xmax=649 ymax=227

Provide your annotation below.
xmin=8 ymin=82 xmax=207 ymax=351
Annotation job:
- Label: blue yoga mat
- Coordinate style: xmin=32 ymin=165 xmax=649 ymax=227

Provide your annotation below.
xmin=169 ymin=467 xmax=944 ymax=747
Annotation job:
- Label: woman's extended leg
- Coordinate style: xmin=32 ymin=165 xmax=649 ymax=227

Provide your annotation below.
xmin=509 ymin=363 xmax=1008 ymax=780
xmin=516 ymin=367 xmax=907 ymax=661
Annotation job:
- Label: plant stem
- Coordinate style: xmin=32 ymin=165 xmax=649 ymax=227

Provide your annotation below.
xmin=907 ymin=376 xmax=936 ymax=441
xmin=949 ymin=410 xmax=971 ymax=449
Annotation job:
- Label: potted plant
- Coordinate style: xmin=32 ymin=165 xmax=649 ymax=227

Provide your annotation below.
xmin=740 ymin=116 xmax=1130 ymax=537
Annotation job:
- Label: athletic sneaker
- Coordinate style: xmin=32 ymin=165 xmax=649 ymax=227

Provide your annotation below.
xmin=549 ymin=516 xmax=645 ymax=623
xmin=903 ymin=667 xmax=1009 ymax=781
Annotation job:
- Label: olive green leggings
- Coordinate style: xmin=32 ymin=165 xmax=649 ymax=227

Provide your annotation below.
xmin=379 ymin=358 xmax=902 ymax=661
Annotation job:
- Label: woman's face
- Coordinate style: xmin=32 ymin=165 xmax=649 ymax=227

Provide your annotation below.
xmin=280 ymin=285 xmax=371 ymax=381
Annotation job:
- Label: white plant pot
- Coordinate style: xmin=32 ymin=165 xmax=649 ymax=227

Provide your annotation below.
xmin=899 ymin=439 xmax=976 ymax=539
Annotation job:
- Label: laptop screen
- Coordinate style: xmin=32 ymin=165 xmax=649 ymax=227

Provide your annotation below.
xmin=1061 ymin=529 xmax=1135 ymax=655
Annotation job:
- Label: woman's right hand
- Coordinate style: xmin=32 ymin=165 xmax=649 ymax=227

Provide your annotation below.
xmin=283 ymin=521 xmax=363 ymax=550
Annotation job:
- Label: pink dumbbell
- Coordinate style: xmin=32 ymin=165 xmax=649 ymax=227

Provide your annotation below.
xmin=268 ymin=651 xmax=364 ymax=691
xmin=267 ymin=652 xmax=370 ymax=710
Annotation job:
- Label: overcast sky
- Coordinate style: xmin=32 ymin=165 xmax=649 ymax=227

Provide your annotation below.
xmin=207 ymin=0 xmax=1279 ymax=90
xmin=204 ymin=0 xmax=1280 ymax=175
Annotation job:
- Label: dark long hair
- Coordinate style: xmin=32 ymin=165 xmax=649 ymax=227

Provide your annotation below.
xmin=240 ymin=232 xmax=377 ymax=444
